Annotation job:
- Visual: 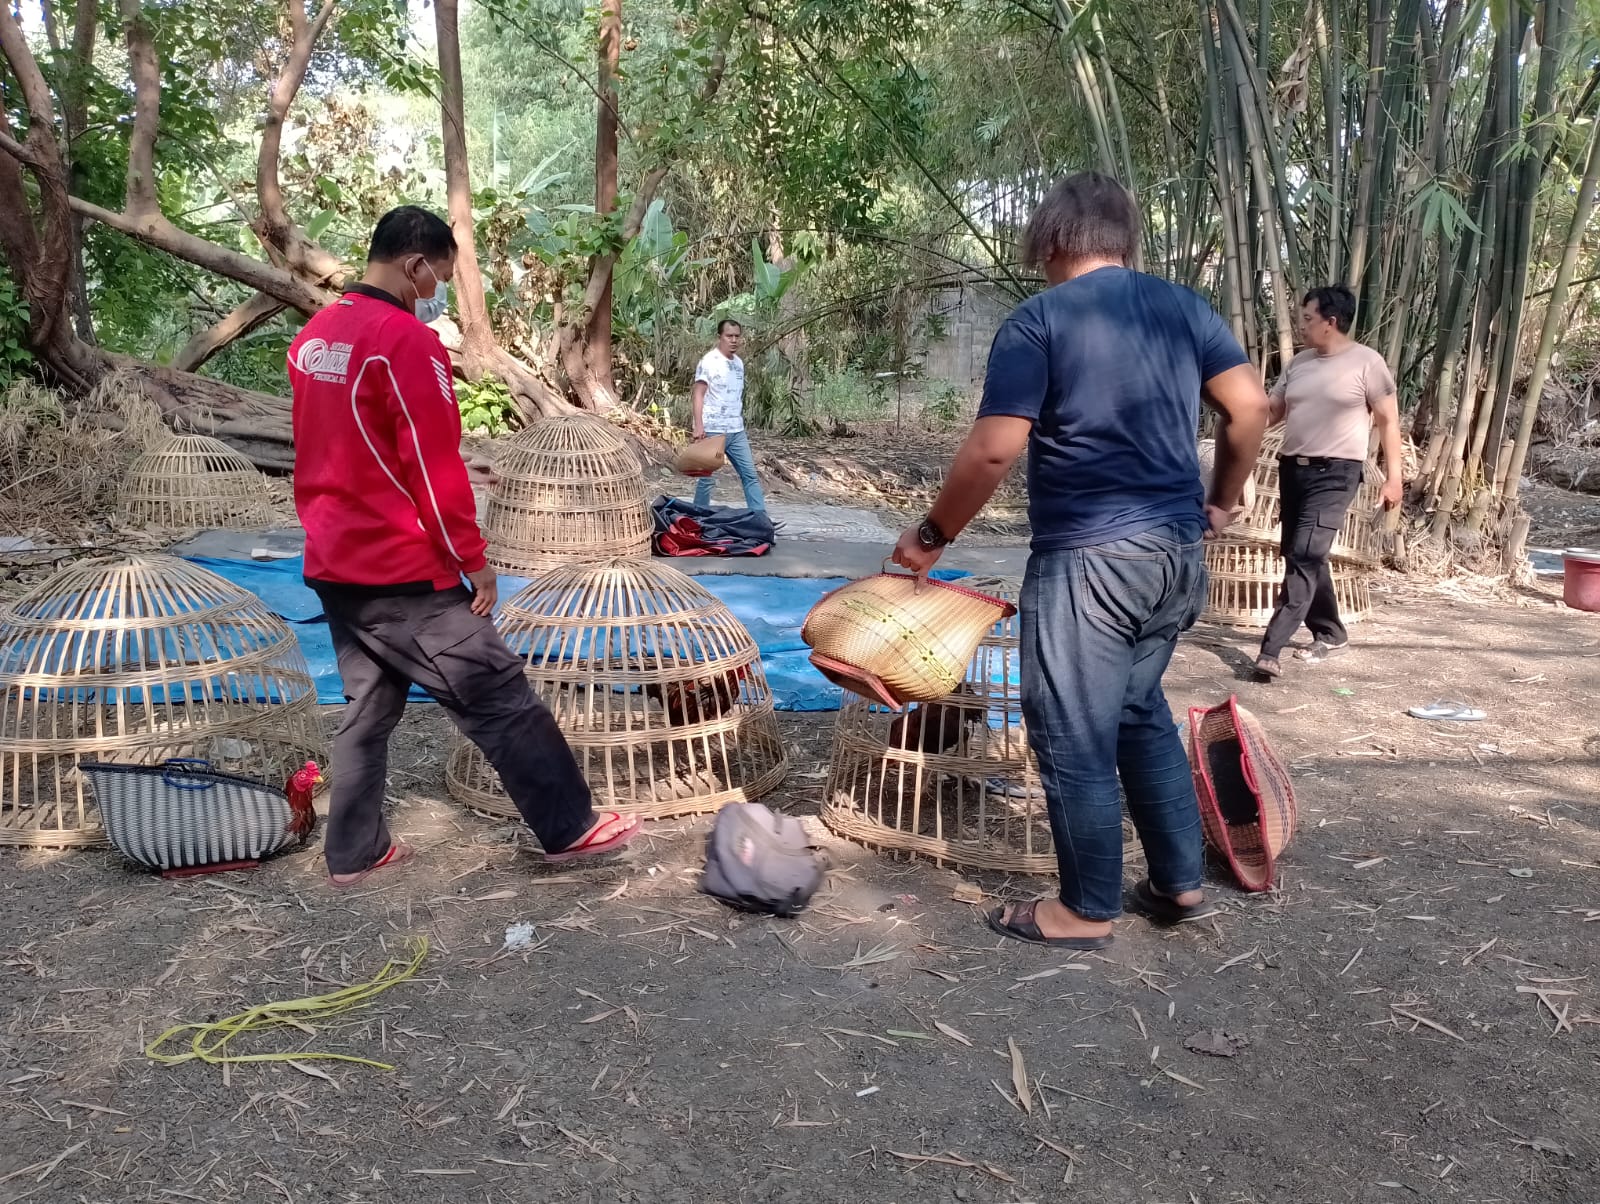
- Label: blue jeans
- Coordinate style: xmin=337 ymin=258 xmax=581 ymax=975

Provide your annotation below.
xmin=1021 ymin=522 xmax=1208 ymax=920
xmin=693 ymin=429 xmax=767 ymax=512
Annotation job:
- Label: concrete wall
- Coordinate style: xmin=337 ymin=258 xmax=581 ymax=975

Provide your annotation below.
xmin=920 ymin=284 xmax=1012 ymax=387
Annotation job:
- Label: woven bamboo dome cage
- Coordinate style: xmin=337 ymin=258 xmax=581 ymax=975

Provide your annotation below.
xmin=1231 ymin=432 xmax=1384 ymax=567
xmin=446 ymin=558 xmax=788 ymax=821
xmin=821 ymin=578 xmax=1057 ymax=874
xmin=0 ymin=555 xmax=328 ymax=848
xmin=483 ymin=414 xmax=652 ymax=574
xmin=120 ymin=434 xmax=275 ymax=531
xmin=1203 ymin=539 xmax=1372 ymax=629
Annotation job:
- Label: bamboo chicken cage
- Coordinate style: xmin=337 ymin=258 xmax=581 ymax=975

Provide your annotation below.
xmin=821 ymin=579 xmax=1057 ymax=874
xmin=1230 ymin=432 xmax=1384 ymax=567
xmin=120 ymin=434 xmax=275 ymax=531
xmin=446 ymin=558 xmax=788 ymax=821
xmin=483 ymin=414 xmax=652 ymax=574
xmin=0 ymin=555 xmax=327 ymax=848
xmin=1203 ymin=539 xmax=1371 ymax=629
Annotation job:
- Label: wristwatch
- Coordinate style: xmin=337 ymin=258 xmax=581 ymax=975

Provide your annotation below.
xmin=916 ymin=516 xmax=950 ymax=550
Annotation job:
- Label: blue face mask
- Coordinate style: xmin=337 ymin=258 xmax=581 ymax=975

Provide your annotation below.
xmin=413 ymin=261 xmax=448 ymax=323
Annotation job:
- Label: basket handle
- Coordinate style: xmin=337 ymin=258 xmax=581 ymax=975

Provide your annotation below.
xmin=1238 ymin=747 xmax=1260 ymax=796
xmin=162 ymin=758 xmax=217 ymax=790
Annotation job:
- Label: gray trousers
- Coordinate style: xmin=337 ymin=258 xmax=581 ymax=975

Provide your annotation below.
xmin=317 ymin=585 xmax=595 ymax=875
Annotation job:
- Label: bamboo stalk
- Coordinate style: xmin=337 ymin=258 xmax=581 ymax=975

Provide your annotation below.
xmin=1347 ymin=0 xmax=1393 ymax=291
xmin=1217 ymin=2 xmax=1296 ymax=364
xmin=1501 ymin=97 xmax=1600 ymax=500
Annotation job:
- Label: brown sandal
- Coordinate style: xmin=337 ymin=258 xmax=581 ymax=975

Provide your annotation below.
xmin=984 ymin=900 xmax=1115 ymax=950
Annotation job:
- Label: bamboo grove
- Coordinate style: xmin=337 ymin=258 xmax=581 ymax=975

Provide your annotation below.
xmin=944 ymin=0 xmax=1600 ymax=550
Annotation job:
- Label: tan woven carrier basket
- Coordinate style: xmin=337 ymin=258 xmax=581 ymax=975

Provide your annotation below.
xmin=674 ymin=435 xmax=726 ymax=477
xmin=802 ymin=570 xmax=1018 ymax=708
xmin=821 ymin=578 xmax=1058 ymax=873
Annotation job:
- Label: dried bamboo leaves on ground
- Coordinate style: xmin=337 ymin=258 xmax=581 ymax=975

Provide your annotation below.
xmin=3 ymin=584 xmax=1600 ymax=1203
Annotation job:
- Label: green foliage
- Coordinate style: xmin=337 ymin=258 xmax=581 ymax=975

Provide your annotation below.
xmin=0 ymin=278 xmax=31 ymax=387
xmin=742 ymin=349 xmax=819 ymax=437
xmin=811 ymin=366 xmax=888 ymax=431
xmin=205 ymin=323 xmax=301 ymax=396
xmin=457 ymin=376 xmax=518 ymax=436
xmin=922 ymin=379 xmax=965 ymax=429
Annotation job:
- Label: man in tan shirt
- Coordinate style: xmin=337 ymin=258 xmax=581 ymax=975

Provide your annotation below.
xmin=1255 ymin=285 xmax=1403 ymax=678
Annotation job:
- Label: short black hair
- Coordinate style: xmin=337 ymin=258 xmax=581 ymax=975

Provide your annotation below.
xmin=717 ymin=319 xmax=743 ymax=335
xmin=1303 ymin=284 xmax=1357 ymax=333
xmin=368 ymin=206 xmax=457 ymax=263
xmin=1021 ymin=172 xmax=1140 ymax=269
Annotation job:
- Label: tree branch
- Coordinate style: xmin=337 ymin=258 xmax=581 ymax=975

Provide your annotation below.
xmin=69 ymin=195 xmax=338 ymax=312
xmin=256 ymin=0 xmax=341 ymax=275
xmin=0 ymin=127 xmax=37 ymax=167
xmin=170 ymin=291 xmax=289 ymax=373
xmin=0 ymin=3 xmax=65 ymax=130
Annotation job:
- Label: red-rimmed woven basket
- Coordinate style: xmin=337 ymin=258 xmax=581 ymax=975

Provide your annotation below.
xmin=1187 ymin=697 xmax=1296 ymax=892
xmin=802 ymin=572 xmax=1017 ymax=708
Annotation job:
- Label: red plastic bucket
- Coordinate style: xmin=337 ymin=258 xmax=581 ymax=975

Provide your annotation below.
xmin=1564 ymin=549 xmax=1600 ymax=613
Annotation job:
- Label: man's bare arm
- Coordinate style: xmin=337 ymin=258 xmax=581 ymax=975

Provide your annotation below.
xmin=1370 ymin=391 xmax=1404 ymax=507
xmin=691 ymin=380 xmax=708 ymax=438
xmin=1202 ymin=363 xmax=1271 ymax=518
xmin=891 ymin=416 xmax=1032 ymax=577
xmin=925 ymin=416 xmax=1034 ymax=539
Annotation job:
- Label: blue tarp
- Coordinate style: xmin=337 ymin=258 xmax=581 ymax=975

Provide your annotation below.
xmin=181 ymin=555 xmax=973 ymax=712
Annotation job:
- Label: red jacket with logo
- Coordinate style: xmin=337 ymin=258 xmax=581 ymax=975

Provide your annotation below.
xmin=287 ymin=288 xmax=487 ymax=591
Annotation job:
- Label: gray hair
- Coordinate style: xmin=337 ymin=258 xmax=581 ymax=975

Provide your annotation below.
xmin=1020 ymin=172 xmax=1140 ymax=270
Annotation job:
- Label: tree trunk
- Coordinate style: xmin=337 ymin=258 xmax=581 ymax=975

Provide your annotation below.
xmin=433 ymin=0 xmax=569 ymax=422
xmin=585 ymin=0 xmax=622 ymax=405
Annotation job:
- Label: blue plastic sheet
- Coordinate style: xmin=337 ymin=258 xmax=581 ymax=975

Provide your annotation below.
xmin=181 ymin=556 xmax=973 ymax=712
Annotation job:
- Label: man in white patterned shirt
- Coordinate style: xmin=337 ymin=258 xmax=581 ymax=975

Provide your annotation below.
xmin=691 ymin=319 xmax=766 ymax=513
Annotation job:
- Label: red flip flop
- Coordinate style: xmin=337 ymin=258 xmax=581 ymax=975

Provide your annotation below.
xmin=544 ymin=812 xmax=640 ymax=863
xmin=328 ymin=840 xmax=415 ymax=888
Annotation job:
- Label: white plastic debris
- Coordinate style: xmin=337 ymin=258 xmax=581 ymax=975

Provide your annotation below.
xmin=503 ymin=921 xmax=537 ymax=950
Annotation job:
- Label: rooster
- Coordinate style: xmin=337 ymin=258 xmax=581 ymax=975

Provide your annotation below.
xmin=286 ymin=760 xmax=323 ymax=841
xmin=888 ymin=682 xmax=979 ymax=754
xmin=646 ymin=666 xmax=749 ymax=727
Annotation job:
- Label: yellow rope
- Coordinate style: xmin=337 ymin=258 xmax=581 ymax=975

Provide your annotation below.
xmin=145 ymin=936 xmax=428 ymax=1072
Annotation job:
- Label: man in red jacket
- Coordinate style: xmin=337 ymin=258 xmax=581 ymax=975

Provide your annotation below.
xmin=289 ymin=206 xmax=638 ymax=886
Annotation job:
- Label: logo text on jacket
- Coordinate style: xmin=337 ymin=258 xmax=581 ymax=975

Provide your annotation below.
xmin=294 ymin=339 xmax=354 ymax=383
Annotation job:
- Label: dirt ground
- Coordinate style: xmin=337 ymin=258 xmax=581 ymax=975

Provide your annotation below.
xmin=3 ymin=460 xmax=1600 ymax=1204
xmin=4 ymin=589 xmax=1599 ymax=1202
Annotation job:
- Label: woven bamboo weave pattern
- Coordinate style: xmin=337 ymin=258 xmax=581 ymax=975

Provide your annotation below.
xmin=446 ymin=558 xmax=788 ymax=822
xmin=1188 ymin=700 xmax=1297 ymax=892
xmin=1203 ymin=539 xmax=1371 ymax=628
xmin=0 ymin=555 xmax=327 ymax=848
xmin=120 ymin=434 xmax=275 ymax=531
xmin=483 ymin=414 xmax=652 ymax=574
xmin=802 ymin=573 xmax=1016 ymax=707
xmin=821 ymin=579 xmax=1056 ymax=874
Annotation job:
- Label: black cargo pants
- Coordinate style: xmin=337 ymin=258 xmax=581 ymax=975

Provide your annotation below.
xmin=316 ymin=585 xmax=595 ymax=875
xmin=1259 ymin=455 xmax=1364 ymax=660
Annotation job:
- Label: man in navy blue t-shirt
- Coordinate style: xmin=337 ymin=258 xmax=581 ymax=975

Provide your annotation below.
xmin=892 ymin=172 xmax=1269 ymax=950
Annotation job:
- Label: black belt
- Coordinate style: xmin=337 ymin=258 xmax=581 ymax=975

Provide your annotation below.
xmin=1280 ymin=454 xmax=1359 ymax=467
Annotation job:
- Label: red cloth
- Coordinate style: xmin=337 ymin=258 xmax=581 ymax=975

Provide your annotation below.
xmin=288 ymin=292 xmax=486 ymax=589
